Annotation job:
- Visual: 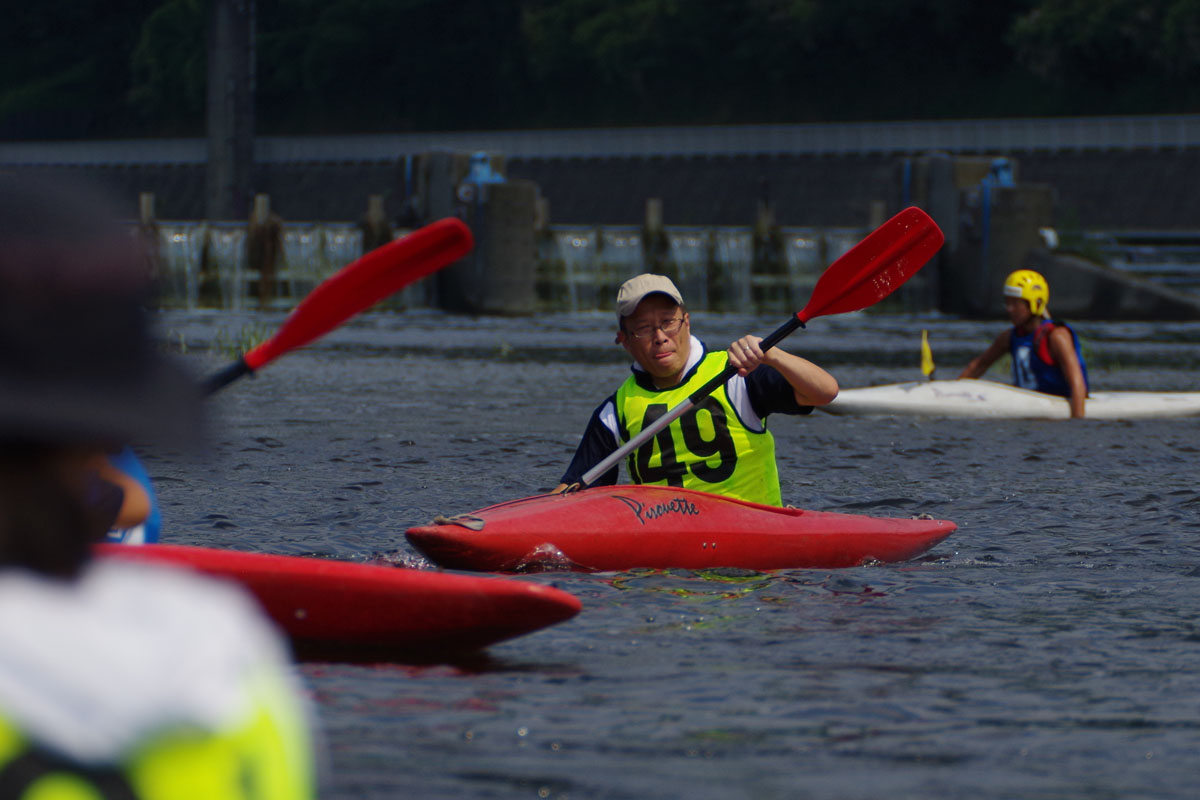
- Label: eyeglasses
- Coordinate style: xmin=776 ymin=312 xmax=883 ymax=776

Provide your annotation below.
xmin=626 ymin=316 xmax=685 ymax=340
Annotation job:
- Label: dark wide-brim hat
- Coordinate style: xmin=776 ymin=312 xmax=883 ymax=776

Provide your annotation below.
xmin=0 ymin=174 xmax=203 ymax=448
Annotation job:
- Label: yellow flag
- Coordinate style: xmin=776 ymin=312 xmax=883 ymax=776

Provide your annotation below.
xmin=920 ymin=329 xmax=935 ymax=379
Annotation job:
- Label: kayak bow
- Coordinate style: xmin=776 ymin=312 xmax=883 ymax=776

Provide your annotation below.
xmin=96 ymin=543 xmax=581 ymax=661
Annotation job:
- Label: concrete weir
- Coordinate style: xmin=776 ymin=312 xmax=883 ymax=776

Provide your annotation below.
xmin=7 ymin=118 xmax=1200 ymax=320
xmin=909 ymin=153 xmax=1200 ymax=321
xmin=1028 ymin=250 xmax=1200 ymax=322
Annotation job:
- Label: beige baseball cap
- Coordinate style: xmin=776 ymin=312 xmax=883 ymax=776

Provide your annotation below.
xmin=615 ymin=273 xmax=684 ymax=318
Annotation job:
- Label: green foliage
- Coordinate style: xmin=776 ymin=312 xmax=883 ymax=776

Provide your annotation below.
xmin=163 ymin=329 xmax=190 ymax=354
xmin=1009 ymin=0 xmax=1200 ymax=110
xmin=4 ymin=0 xmax=1200 ymax=138
xmin=0 ymin=0 xmax=160 ymax=135
xmin=129 ymin=0 xmax=207 ymax=128
xmin=522 ymin=0 xmax=822 ymax=124
xmin=212 ymin=321 xmax=271 ymax=359
xmin=1010 ymin=0 xmax=1200 ymax=80
xmin=255 ymin=0 xmax=527 ymax=132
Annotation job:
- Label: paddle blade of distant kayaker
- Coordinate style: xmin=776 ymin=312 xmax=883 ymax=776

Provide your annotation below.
xmin=580 ymin=207 xmax=945 ymax=487
xmin=204 ymin=217 xmax=473 ymax=393
xmin=797 ymin=206 xmax=944 ymax=324
xmin=921 ymin=328 xmax=936 ymax=380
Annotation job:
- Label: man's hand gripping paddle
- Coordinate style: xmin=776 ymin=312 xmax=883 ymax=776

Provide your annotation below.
xmin=203 ymin=217 xmax=473 ymax=394
xmin=580 ymin=206 xmax=945 ymax=487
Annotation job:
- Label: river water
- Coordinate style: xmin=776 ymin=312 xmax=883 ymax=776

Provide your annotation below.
xmin=149 ymin=309 xmax=1200 ymax=800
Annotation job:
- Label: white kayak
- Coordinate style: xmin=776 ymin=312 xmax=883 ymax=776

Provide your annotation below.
xmin=821 ymin=379 xmax=1200 ymax=420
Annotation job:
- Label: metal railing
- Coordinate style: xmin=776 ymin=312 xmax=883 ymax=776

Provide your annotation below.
xmin=1085 ymin=231 xmax=1200 ymax=292
xmin=8 ymin=114 xmax=1200 ymax=167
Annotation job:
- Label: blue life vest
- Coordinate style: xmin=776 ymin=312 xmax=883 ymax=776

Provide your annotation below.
xmin=103 ymin=448 xmax=161 ymax=545
xmin=1010 ymin=320 xmax=1089 ymax=397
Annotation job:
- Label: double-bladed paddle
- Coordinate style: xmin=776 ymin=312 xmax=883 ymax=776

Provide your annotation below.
xmin=203 ymin=217 xmax=473 ymax=393
xmin=580 ymin=206 xmax=945 ymax=487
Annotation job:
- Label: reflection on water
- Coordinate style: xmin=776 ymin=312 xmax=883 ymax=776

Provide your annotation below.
xmin=154 ymin=312 xmax=1200 ymax=800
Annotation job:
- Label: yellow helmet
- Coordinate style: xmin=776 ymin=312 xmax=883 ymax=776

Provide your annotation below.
xmin=1003 ymin=269 xmax=1049 ymax=316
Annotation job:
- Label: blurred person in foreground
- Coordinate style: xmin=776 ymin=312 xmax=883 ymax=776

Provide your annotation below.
xmin=959 ymin=269 xmax=1090 ymax=418
xmin=555 ymin=273 xmax=838 ymax=505
xmin=0 ymin=175 xmax=315 ymax=798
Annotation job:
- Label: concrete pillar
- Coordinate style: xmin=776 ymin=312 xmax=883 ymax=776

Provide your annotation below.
xmin=438 ymin=180 xmax=540 ymax=314
xmin=893 ymin=154 xmax=957 ymax=312
xmin=948 ymin=182 xmax=1054 ymax=318
xmin=421 ymin=151 xmax=471 ymax=221
xmin=751 ymin=196 xmax=786 ymax=312
xmin=868 ymin=199 xmax=887 ymax=229
xmin=925 ymin=154 xmax=958 ymax=253
xmin=981 ymin=185 xmax=1055 ymax=307
xmin=206 ymin=0 xmax=255 ymax=221
xmin=246 ymin=193 xmax=280 ymax=308
xmin=138 ymin=192 xmax=162 ymax=290
xmin=706 ymin=228 xmax=735 ymax=313
xmin=642 ymin=198 xmax=670 ymax=276
xmin=139 ymin=192 xmax=155 ymax=226
xmin=414 ymin=151 xmax=471 ymax=306
xmin=360 ymin=194 xmax=393 ymax=253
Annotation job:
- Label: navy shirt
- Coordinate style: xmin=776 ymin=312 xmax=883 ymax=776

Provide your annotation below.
xmin=559 ymin=340 xmax=812 ymax=487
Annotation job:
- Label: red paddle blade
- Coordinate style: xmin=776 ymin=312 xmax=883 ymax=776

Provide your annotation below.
xmin=243 ymin=217 xmax=472 ymax=370
xmin=797 ymin=207 xmax=943 ymax=324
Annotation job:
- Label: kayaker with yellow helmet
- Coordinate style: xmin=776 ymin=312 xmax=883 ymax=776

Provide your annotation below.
xmin=0 ymin=175 xmax=316 ymax=798
xmin=959 ymin=269 xmax=1090 ymax=417
xmin=554 ymin=274 xmax=839 ymax=505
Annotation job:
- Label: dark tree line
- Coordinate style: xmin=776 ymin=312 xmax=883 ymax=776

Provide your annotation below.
xmin=3 ymin=0 xmax=1200 ymax=140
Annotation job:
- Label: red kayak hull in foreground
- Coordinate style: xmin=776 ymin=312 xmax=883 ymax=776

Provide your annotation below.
xmin=96 ymin=543 xmax=581 ymax=661
xmin=405 ymin=485 xmax=956 ymax=573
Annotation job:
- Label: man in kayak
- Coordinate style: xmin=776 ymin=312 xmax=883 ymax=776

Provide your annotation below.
xmin=554 ymin=273 xmax=839 ymax=505
xmin=959 ymin=269 xmax=1090 ymax=418
xmin=0 ymin=175 xmax=316 ymax=798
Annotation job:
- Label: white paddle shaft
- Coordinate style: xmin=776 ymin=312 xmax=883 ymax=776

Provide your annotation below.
xmin=580 ymin=397 xmax=695 ymax=486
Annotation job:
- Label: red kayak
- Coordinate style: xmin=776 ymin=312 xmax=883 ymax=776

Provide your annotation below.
xmin=95 ymin=543 xmax=581 ymax=661
xmin=405 ymin=485 xmax=956 ymax=573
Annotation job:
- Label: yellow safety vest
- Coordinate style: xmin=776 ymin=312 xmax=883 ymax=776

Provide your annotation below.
xmin=616 ymin=350 xmax=782 ymax=505
xmin=0 ymin=667 xmax=312 ymax=800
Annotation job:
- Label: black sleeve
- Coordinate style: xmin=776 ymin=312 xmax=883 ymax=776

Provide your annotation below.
xmin=744 ymin=365 xmax=815 ymax=419
xmin=559 ymin=398 xmax=620 ymax=486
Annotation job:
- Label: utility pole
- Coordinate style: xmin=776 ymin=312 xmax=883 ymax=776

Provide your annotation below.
xmin=206 ymin=0 xmax=255 ymax=221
